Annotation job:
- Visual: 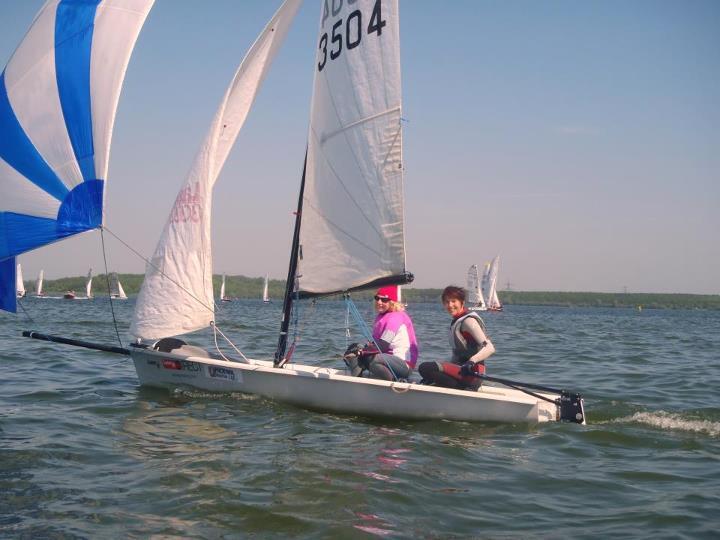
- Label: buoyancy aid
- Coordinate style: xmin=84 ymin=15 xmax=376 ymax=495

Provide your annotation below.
xmin=449 ymin=310 xmax=488 ymax=364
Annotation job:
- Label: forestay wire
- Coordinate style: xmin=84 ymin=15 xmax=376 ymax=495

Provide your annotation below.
xmin=100 ymin=228 xmax=123 ymax=348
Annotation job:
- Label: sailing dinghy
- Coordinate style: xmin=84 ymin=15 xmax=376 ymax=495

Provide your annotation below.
xmin=220 ymin=274 xmax=230 ymax=302
xmin=262 ymin=274 xmax=270 ymax=303
xmin=34 ymin=270 xmax=45 ymax=297
xmin=110 ymin=273 xmax=128 ymax=300
xmin=16 ymin=263 xmax=26 ymax=298
xmin=64 ymin=268 xmax=93 ymax=299
xmin=15 ymin=1 xmax=584 ymax=424
xmin=125 ymin=0 xmax=584 ymax=424
xmin=467 ymin=264 xmax=487 ymax=311
xmin=486 ymin=255 xmax=503 ymax=311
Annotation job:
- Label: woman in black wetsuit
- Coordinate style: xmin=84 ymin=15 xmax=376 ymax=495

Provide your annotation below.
xmin=418 ymin=285 xmax=495 ymax=390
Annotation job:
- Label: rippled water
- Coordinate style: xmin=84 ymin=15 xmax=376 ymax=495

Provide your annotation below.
xmin=2 ymin=298 xmax=719 ymax=538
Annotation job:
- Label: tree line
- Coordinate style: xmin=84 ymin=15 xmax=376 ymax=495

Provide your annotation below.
xmin=23 ymin=274 xmax=720 ymax=310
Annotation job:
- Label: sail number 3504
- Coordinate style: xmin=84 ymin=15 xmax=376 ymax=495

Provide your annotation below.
xmin=318 ymin=0 xmax=386 ymax=72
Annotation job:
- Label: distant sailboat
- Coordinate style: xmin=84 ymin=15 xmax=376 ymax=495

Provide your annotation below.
xmin=110 ymin=273 xmax=128 ymax=299
xmin=64 ymin=268 xmax=92 ymax=300
xmin=486 ymin=255 xmax=503 ymax=312
xmin=35 ymin=270 xmax=45 ymax=297
xmin=85 ymin=268 xmax=93 ymax=299
xmin=16 ymin=263 xmax=26 ymax=298
xmin=117 ymin=280 xmax=127 ymax=300
xmin=262 ymin=274 xmax=270 ymax=303
xmin=480 ymin=262 xmax=490 ymax=303
xmin=220 ymin=274 xmax=230 ymax=302
xmin=466 ymin=264 xmax=486 ymax=311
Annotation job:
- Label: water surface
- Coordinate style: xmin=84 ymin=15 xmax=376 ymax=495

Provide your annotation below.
xmin=2 ymin=299 xmax=719 ymax=538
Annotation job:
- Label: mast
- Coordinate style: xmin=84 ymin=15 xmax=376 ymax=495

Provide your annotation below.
xmin=274 ymin=153 xmax=308 ymax=366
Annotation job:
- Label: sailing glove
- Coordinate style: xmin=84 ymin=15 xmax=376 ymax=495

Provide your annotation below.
xmin=460 ymin=361 xmax=476 ymax=377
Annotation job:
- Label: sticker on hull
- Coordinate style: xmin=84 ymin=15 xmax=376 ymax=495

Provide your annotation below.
xmin=208 ymin=365 xmax=239 ymax=382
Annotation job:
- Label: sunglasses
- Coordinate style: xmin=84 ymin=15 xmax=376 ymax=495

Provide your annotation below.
xmin=374 ymin=296 xmax=391 ymax=303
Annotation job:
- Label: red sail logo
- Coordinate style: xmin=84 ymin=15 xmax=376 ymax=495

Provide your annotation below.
xmin=170 ymin=182 xmax=203 ymax=223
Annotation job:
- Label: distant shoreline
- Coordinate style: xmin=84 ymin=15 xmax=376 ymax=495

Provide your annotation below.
xmin=22 ymin=274 xmax=719 ymax=310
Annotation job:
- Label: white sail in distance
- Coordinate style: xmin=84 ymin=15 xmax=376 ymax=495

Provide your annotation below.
xmin=117 ymin=280 xmax=127 ymax=300
xmin=298 ymin=0 xmax=408 ymax=295
xmin=111 ymin=272 xmax=127 ymax=299
xmin=131 ymin=0 xmax=302 ymax=340
xmin=486 ymin=255 xmax=501 ymax=310
xmin=481 ymin=263 xmax=490 ymax=303
xmin=262 ymin=274 xmax=269 ymax=302
xmin=467 ymin=264 xmax=486 ymax=309
xmin=35 ymin=269 xmax=44 ymax=296
xmin=220 ymin=274 xmax=226 ymax=301
xmin=85 ymin=268 xmax=93 ymax=298
xmin=16 ymin=263 xmax=25 ymax=297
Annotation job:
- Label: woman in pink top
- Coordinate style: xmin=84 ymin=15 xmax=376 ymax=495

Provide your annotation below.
xmin=343 ymin=286 xmax=419 ymax=381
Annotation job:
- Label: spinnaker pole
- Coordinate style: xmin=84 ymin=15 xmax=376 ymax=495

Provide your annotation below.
xmin=274 ymin=152 xmax=308 ymax=366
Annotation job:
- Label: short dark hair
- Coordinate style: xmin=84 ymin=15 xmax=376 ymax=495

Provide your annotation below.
xmin=441 ymin=285 xmax=465 ymax=303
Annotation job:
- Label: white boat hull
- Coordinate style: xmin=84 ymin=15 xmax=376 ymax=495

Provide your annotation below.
xmin=130 ymin=348 xmax=560 ymax=424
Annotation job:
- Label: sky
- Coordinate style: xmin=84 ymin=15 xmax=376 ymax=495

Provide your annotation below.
xmin=1 ymin=0 xmax=718 ymax=294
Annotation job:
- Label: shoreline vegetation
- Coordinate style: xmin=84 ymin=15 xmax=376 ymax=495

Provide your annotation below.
xmin=22 ymin=274 xmax=720 ymax=310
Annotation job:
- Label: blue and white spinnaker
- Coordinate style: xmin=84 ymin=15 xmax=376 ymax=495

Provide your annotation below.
xmin=0 ymin=0 xmax=154 ymax=312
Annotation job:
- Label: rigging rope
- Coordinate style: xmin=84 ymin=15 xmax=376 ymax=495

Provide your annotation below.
xmin=100 ymin=228 xmax=123 ymax=348
xmin=344 ymin=295 xmax=351 ymax=348
xmin=344 ymin=296 xmax=377 ymax=347
xmin=343 ymin=296 xmax=398 ymax=380
xmin=211 ymin=322 xmax=251 ymax=364
xmin=284 ymin=295 xmax=317 ymax=364
xmin=17 ymin=299 xmax=34 ymax=323
xmin=103 ymin=226 xmax=214 ymax=314
xmin=102 ymin=227 xmax=263 ymax=365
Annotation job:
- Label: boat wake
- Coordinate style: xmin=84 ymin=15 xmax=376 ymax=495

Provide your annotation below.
xmin=618 ymin=411 xmax=720 ymax=437
xmin=171 ymin=387 xmax=262 ymax=402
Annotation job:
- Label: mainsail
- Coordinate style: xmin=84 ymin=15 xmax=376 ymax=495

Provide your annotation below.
xmin=16 ymin=263 xmax=25 ymax=298
xmin=130 ymin=0 xmax=302 ymax=340
xmin=117 ymin=279 xmax=127 ymax=300
xmin=220 ymin=274 xmax=227 ymax=301
xmin=467 ymin=264 xmax=486 ymax=309
xmin=85 ymin=268 xmax=93 ymax=299
xmin=262 ymin=274 xmax=270 ymax=302
xmin=486 ymin=255 xmax=502 ymax=310
xmin=35 ymin=269 xmax=44 ymax=297
xmin=297 ymin=0 xmax=410 ymax=296
xmin=111 ymin=272 xmax=127 ymax=299
xmin=481 ymin=262 xmax=490 ymax=303
xmin=0 ymin=0 xmax=154 ymax=312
